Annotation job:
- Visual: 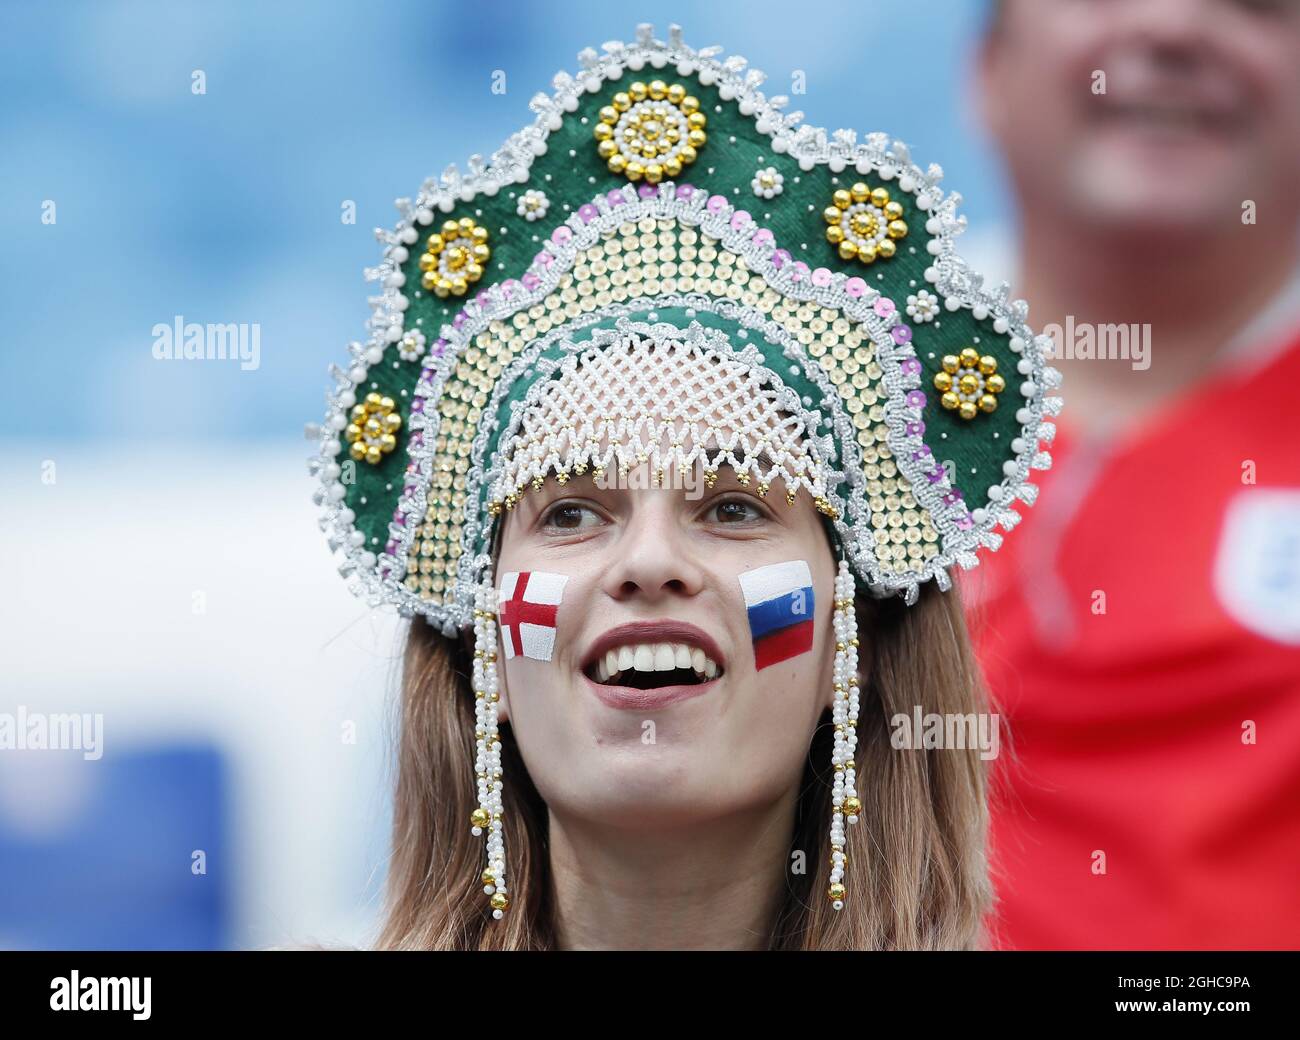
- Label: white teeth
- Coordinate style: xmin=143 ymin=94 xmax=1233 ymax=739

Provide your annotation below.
xmin=591 ymin=640 xmax=723 ymax=683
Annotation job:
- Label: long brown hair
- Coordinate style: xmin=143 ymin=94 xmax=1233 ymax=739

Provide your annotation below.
xmin=375 ymin=578 xmax=996 ymax=950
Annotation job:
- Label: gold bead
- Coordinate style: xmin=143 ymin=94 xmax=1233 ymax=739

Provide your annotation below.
xmin=849 ymin=182 xmax=869 ymax=204
xmin=941 ymin=354 xmax=960 ymax=374
xmin=986 ymin=373 xmax=1006 ymax=394
xmin=933 ymin=371 xmax=952 ymax=392
xmin=828 ymin=883 xmax=846 ymax=903
xmin=629 ymin=81 xmax=647 ymax=101
xmin=941 ymin=391 xmax=960 ymax=410
xmin=959 ymin=347 xmax=980 ymax=367
xmin=959 ymin=401 xmax=978 ymax=420
xmin=471 ymin=808 xmax=490 ymax=829
xmin=877 ymin=239 xmax=896 ymax=258
xmin=978 ymin=394 xmax=999 ymax=413
xmin=843 ymin=795 xmax=862 ymax=815
xmin=648 ymin=79 xmax=667 ymax=99
xmin=832 ymin=189 xmax=852 ymax=210
xmin=870 ymin=187 xmax=889 ymax=208
xmin=489 ymin=891 xmax=510 ymax=912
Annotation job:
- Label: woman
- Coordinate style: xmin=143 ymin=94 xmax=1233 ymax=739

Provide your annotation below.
xmin=309 ymin=25 xmax=1060 ymax=950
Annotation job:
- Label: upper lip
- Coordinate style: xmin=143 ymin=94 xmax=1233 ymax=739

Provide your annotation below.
xmin=580 ymin=619 xmax=727 ymax=673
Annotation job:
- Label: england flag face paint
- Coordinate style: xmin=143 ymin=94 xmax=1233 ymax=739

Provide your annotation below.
xmin=738 ymin=560 xmax=815 ymax=670
xmin=498 ymin=570 xmax=569 ymax=662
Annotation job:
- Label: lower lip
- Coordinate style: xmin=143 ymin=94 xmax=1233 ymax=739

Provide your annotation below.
xmin=582 ymin=671 xmax=719 ymax=711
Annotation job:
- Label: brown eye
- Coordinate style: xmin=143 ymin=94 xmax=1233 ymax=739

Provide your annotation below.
xmin=541 ymin=501 xmax=602 ymax=531
xmin=708 ymin=497 xmax=764 ymax=524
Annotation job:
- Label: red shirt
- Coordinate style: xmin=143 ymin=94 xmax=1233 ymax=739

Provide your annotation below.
xmin=963 ymin=330 xmax=1300 ymax=950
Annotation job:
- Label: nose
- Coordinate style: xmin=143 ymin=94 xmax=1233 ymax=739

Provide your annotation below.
xmin=598 ymin=493 xmax=707 ymax=605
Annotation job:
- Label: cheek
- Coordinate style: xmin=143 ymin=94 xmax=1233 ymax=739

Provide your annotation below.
xmin=737 ymin=560 xmax=817 ymax=673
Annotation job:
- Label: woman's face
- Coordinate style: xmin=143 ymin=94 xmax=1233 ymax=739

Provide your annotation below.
xmin=493 ymin=460 xmax=840 ymax=829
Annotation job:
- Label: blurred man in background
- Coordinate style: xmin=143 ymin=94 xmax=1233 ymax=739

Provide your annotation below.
xmin=969 ymin=0 xmax=1300 ymax=948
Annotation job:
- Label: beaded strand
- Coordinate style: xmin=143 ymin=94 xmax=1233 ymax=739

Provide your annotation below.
xmin=471 ymin=579 xmax=510 ymax=919
xmin=828 ymin=558 xmax=861 ymax=910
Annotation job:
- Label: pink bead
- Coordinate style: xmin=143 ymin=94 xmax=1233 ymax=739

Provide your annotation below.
xmin=792 ymin=261 xmax=810 ymax=281
xmin=752 ymin=228 xmax=774 ymax=248
xmin=730 ymin=210 xmax=752 ymax=230
xmin=675 ymin=183 xmax=695 ymax=200
xmin=578 ymin=203 xmax=599 ymax=224
xmin=521 ymin=272 xmax=540 ymax=290
xmin=551 ymin=226 xmax=572 ymax=244
xmin=638 ymin=184 xmax=658 ymax=199
xmin=845 ymin=277 xmax=866 ymax=298
xmin=707 ymin=194 xmax=728 ymax=214
xmin=812 ymin=267 xmax=832 ymax=287
xmin=534 ymin=250 xmax=553 ymax=268
xmin=873 ymin=297 xmax=896 ymax=317
xmin=771 ymin=248 xmax=791 ymax=269
xmin=606 ymin=189 xmax=626 ymax=207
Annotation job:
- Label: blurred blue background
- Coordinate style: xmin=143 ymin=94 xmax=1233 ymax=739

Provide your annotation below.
xmin=0 ymin=0 xmax=1007 ymax=949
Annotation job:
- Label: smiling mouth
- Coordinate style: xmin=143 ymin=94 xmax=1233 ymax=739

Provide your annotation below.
xmin=583 ymin=641 xmax=725 ymax=689
xmin=1093 ymin=98 xmax=1236 ymax=137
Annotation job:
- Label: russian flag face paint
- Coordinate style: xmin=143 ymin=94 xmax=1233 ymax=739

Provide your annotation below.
xmin=498 ymin=570 xmax=569 ymax=662
xmin=738 ymin=560 xmax=815 ymax=670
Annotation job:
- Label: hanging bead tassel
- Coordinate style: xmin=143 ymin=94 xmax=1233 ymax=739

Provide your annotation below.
xmin=471 ymin=578 xmax=510 ymax=919
xmin=828 ymin=558 xmax=860 ymax=911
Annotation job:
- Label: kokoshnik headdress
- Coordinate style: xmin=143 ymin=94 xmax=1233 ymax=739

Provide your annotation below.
xmin=308 ymin=25 xmax=1062 ymax=922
